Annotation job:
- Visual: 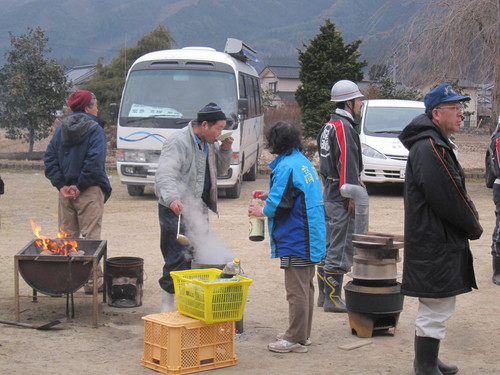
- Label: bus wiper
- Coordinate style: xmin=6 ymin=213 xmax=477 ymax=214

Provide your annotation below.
xmin=125 ymin=115 xmax=165 ymax=124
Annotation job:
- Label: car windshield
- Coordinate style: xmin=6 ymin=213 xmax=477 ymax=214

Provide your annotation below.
xmin=363 ymin=106 xmax=424 ymax=136
xmin=119 ymin=69 xmax=238 ymax=129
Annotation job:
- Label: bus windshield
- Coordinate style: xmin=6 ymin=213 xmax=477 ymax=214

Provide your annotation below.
xmin=119 ymin=69 xmax=238 ymax=129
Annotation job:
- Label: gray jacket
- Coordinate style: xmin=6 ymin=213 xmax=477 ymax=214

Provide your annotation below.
xmin=154 ymin=122 xmax=231 ymax=213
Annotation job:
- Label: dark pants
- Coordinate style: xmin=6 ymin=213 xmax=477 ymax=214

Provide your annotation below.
xmin=158 ymin=203 xmax=193 ymax=293
xmin=492 ymin=183 xmax=500 ymax=257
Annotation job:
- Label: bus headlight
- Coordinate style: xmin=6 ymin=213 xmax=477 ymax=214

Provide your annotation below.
xmin=116 ymin=150 xmax=147 ymax=162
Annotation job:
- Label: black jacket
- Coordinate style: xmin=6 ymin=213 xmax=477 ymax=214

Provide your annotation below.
xmin=398 ymin=114 xmax=482 ymax=298
xmin=317 ymin=111 xmax=363 ymax=202
xmin=44 ymin=112 xmax=112 ymax=202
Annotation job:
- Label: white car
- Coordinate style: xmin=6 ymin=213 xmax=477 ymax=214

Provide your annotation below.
xmin=359 ymin=99 xmax=425 ymax=184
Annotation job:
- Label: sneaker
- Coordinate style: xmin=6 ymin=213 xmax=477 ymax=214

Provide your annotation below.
xmin=276 ymin=333 xmax=311 ymax=346
xmin=268 ymin=339 xmax=308 ymax=353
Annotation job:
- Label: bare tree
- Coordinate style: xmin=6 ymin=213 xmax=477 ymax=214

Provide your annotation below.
xmin=394 ymin=0 xmax=500 ymax=125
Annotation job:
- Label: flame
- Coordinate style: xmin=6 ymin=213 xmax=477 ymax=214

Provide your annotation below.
xmin=29 ymin=220 xmax=78 ymax=256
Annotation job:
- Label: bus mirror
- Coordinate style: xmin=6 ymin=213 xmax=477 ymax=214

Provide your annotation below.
xmin=109 ymin=103 xmax=119 ymax=120
xmin=238 ymin=98 xmax=249 ymax=117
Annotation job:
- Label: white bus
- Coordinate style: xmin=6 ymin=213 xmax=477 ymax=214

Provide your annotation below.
xmin=114 ymin=38 xmax=264 ymax=198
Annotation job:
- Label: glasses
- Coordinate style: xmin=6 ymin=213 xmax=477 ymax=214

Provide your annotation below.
xmin=435 ymin=103 xmax=465 ymax=112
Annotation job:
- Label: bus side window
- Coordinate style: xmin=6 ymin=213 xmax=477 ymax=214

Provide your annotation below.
xmin=247 ymin=75 xmax=256 ymax=118
xmin=238 ymin=74 xmax=249 ymax=118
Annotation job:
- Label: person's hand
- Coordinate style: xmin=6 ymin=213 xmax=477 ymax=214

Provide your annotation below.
xmin=344 ymin=198 xmax=355 ymax=218
xmin=69 ymin=185 xmax=80 ymax=199
xmin=220 ymin=137 xmax=234 ymax=151
xmin=169 ymin=200 xmax=184 ymax=216
xmin=60 ymin=185 xmax=78 ymax=199
xmin=248 ymin=203 xmax=265 ymax=217
xmin=252 ymin=190 xmax=268 ymax=200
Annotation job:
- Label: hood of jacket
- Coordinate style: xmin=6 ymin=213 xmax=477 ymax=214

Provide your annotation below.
xmin=399 ymin=113 xmax=452 ymax=152
xmin=61 ymin=113 xmax=98 ymax=145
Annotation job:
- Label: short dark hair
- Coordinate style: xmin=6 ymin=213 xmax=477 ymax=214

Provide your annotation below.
xmin=266 ymin=121 xmax=302 ymax=155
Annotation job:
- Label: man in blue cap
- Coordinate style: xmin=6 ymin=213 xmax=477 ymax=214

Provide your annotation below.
xmin=398 ymin=83 xmax=483 ymax=374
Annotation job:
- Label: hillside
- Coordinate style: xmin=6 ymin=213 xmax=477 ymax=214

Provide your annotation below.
xmin=0 ymin=0 xmax=426 ymax=70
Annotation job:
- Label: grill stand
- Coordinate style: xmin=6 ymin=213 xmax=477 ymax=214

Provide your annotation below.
xmin=347 ymin=311 xmax=401 ymax=338
xmin=14 ymin=241 xmax=107 ymax=328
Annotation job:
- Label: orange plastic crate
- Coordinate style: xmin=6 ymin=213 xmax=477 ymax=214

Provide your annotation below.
xmin=171 ymin=268 xmax=252 ymax=324
xmin=142 ymin=312 xmax=237 ymax=375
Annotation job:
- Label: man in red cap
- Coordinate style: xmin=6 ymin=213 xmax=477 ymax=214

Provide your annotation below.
xmin=44 ymin=90 xmax=112 ymax=293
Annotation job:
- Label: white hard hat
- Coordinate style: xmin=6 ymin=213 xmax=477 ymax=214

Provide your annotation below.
xmin=330 ymin=80 xmax=364 ymax=102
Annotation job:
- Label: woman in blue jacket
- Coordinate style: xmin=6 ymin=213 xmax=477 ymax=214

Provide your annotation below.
xmin=248 ymin=121 xmax=326 ymax=353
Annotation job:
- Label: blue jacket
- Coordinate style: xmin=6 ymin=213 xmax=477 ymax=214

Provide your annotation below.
xmin=44 ymin=112 xmax=112 ymax=202
xmin=263 ymin=149 xmax=326 ymax=262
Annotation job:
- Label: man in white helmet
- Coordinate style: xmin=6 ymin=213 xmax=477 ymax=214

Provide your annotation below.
xmin=316 ymin=79 xmax=364 ymax=313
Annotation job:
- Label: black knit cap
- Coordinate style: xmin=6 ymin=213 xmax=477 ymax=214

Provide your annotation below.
xmin=197 ymin=102 xmax=226 ymax=123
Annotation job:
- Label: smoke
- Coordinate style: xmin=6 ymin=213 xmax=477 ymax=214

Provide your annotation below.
xmin=181 ymin=189 xmax=235 ymax=266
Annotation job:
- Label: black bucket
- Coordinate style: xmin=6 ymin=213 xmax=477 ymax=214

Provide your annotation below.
xmin=106 ymin=257 xmax=144 ymax=308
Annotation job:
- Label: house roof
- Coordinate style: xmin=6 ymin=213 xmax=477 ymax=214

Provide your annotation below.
xmin=65 ymin=64 xmax=97 ymax=89
xmin=260 ymin=65 xmax=299 ymax=79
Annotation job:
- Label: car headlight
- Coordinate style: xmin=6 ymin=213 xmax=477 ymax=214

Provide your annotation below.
xmin=361 ymin=144 xmax=387 ymax=160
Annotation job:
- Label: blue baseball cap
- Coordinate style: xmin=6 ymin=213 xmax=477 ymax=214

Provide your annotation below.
xmin=424 ymin=83 xmax=470 ymax=112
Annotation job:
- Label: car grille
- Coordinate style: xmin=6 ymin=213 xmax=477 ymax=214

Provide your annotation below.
xmin=386 ymin=154 xmax=407 ymax=161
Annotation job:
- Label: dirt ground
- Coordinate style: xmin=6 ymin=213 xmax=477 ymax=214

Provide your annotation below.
xmin=0 ymin=132 xmax=498 ymax=375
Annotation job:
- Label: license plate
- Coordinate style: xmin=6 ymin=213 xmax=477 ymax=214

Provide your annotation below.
xmin=400 ymin=168 xmax=405 ymax=179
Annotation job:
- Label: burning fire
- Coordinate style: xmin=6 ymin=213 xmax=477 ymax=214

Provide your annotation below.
xmin=30 ymin=220 xmax=79 ymax=256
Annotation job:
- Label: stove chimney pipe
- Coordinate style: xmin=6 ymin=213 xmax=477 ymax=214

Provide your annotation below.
xmin=340 ymin=184 xmax=369 ymax=234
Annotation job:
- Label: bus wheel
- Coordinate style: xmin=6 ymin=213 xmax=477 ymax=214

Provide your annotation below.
xmin=243 ymin=157 xmax=258 ymax=182
xmin=127 ymin=185 xmax=145 ymax=196
xmin=225 ymin=177 xmax=242 ymax=199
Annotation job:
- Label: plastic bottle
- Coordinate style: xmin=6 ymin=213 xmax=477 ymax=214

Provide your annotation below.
xmin=249 ymin=192 xmax=265 ymax=241
xmin=219 ymin=258 xmax=241 ymax=279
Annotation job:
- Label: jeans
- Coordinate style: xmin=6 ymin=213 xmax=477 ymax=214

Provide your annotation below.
xmin=158 ymin=203 xmax=194 ymax=293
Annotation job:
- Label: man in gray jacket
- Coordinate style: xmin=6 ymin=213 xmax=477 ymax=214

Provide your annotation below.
xmin=155 ymin=103 xmax=233 ymax=311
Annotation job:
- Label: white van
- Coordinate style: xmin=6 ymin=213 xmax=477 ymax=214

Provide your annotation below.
xmin=114 ymin=38 xmax=264 ymax=198
xmin=359 ymin=99 xmax=425 ymax=184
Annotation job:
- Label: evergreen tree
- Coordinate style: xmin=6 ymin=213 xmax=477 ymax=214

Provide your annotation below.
xmin=378 ymin=77 xmax=421 ymax=101
xmin=84 ymin=25 xmax=175 ymax=124
xmin=295 ymin=19 xmax=366 ymax=138
xmin=368 ymin=64 xmax=389 ymax=81
xmin=0 ymin=27 xmax=69 ymax=154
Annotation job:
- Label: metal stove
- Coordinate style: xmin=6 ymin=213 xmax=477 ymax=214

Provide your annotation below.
xmin=345 ymin=233 xmax=404 ymax=338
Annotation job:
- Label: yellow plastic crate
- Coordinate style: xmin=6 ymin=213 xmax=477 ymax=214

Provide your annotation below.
xmin=142 ymin=312 xmax=237 ymax=375
xmin=171 ymin=268 xmax=252 ymax=324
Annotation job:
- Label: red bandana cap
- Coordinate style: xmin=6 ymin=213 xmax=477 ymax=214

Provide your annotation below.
xmin=67 ymin=90 xmax=93 ymax=112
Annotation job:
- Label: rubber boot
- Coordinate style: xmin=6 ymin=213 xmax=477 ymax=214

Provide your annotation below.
xmin=161 ymin=290 xmax=177 ymax=312
xmin=323 ymin=271 xmax=347 ymax=313
xmin=317 ymin=264 xmax=325 ymax=307
xmin=493 ymin=255 xmax=500 ymax=285
xmin=437 ymin=359 xmax=458 ymax=374
xmin=413 ymin=336 xmax=443 ymax=375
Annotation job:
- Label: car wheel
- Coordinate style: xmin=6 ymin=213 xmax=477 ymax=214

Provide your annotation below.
xmin=485 ymin=151 xmax=495 ymax=188
xmin=127 ymin=185 xmax=145 ymax=196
